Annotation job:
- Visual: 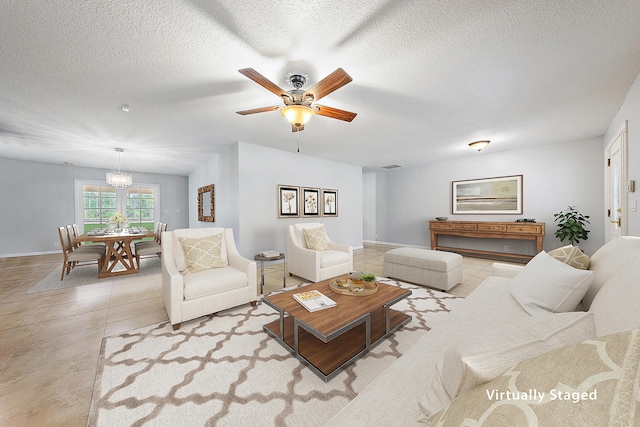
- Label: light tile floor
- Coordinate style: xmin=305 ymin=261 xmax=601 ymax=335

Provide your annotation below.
xmin=0 ymin=244 xmax=510 ymax=425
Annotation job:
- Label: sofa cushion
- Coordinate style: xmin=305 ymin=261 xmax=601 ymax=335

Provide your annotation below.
xmin=548 ymin=244 xmax=590 ymax=269
xmin=303 ymin=225 xmax=330 ymax=251
xmin=183 ymin=266 xmax=248 ymax=300
xmin=320 ymin=249 xmax=350 ymax=268
xmin=589 ymin=254 xmax=640 ymax=337
xmin=180 ymin=234 xmax=226 ymax=274
xmin=418 ymin=311 xmax=595 ymax=423
xmin=433 ymin=328 xmax=640 ymax=426
xmin=583 ymin=236 xmax=640 ymax=310
xmin=509 ymin=251 xmax=593 ymax=316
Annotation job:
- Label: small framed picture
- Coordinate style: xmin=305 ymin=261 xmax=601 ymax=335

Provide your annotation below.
xmin=277 ymin=185 xmax=300 ymax=218
xmin=302 ymin=187 xmax=321 ymax=217
xmin=322 ymin=189 xmax=338 ymax=217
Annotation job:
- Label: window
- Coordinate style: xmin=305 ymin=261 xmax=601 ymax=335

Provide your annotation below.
xmin=75 ymin=180 xmax=160 ymax=233
xmin=126 ymin=187 xmax=155 ymax=229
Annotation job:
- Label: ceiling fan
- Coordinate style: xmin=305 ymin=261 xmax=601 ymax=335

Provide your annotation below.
xmin=236 ymin=68 xmax=357 ymax=132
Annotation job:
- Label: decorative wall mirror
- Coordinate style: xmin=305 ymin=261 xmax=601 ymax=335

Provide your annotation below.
xmin=198 ymin=184 xmax=215 ymax=222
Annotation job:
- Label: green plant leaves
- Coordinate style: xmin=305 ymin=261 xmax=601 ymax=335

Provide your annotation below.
xmin=553 ymin=206 xmax=590 ymax=245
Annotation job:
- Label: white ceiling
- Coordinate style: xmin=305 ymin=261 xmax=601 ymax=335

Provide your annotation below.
xmin=2 ymin=0 xmax=640 ymax=176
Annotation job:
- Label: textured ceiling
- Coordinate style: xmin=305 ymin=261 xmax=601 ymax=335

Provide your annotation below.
xmin=2 ymin=0 xmax=640 ymax=176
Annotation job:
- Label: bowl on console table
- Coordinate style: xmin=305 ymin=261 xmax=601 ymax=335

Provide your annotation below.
xmin=435 ymin=217 xmax=448 ymax=221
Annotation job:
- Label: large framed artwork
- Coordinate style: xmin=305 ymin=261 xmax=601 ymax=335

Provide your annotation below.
xmin=322 ymin=189 xmax=338 ymax=217
xmin=302 ymin=187 xmax=320 ymax=217
xmin=277 ymin=185 xmax=300 ymax=218
xmin=452 ymin=175 xmax=523 ymax=214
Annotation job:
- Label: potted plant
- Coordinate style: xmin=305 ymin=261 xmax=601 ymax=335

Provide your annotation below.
xmin=553 ymin=206 xmax=590 ymax=246
xmin=361 ymin=273 xmax=377 ymax=289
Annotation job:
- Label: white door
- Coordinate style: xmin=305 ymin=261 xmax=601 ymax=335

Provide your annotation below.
xmin=606 ymin=121 xmax=628 ymax=239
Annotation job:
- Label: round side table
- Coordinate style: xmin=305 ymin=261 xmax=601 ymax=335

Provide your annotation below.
xmin=254 ymin=253 xmax=286 ymax=294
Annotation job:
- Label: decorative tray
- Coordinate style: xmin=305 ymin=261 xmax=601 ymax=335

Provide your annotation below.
xmin=329 ymin=278 xmax=379 ymax=296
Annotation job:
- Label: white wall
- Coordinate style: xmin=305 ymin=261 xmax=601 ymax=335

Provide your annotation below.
xmin=188 ymin=144 xmax=240 ymax=232
xmin=237 ymin=142 xmax=363 ymax=258
xmin=188 ymin=142 xmax=363 ymax=259
xmin=0 ymin=157 xmax=189 ymax=256
xmin=370 ymin=138 xmax=605 ymax=256
xmin=604 ymin=71 xmax=640 ymax=236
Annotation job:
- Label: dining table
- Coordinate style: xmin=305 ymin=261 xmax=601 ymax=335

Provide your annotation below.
xmin=76 ymin=227 xmax=155 ymax=278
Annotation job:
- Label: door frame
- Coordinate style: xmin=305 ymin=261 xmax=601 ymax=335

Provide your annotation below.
xmin=605 ymin=120 xmax=628 ymax=241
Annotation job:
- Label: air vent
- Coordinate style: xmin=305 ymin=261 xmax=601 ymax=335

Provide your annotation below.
xmin=382 ymin=164 xmax=403 ymax=169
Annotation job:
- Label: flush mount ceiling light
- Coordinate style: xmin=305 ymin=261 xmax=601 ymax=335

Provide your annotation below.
xmin=280 ymin=105 xmax=315 ymax=129
xmin=106 ymin=147 xmax=132 ymax=189
xmin=469 ymin=140 xmax=490 ymax=151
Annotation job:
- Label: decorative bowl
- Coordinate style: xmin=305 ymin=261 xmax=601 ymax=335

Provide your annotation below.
xmin=435 ymin=217 xmax=448 ymax=221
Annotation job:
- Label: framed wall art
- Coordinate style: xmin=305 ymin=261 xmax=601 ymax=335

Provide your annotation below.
xmin=322 ymin=189 xmax=338 ymax=217
xmin=277 ymin=185 xmax=300 ymax=218
xmin=197 ymin=184 xmax=215 ymax=222
xmin=302 ymin=187 xmax=321 ymax=217
xmin=452 ymin=175 xmax=523 ymax=214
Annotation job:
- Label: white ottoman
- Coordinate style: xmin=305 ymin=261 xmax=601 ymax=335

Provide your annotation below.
xmin=383 ymin=248 xmax=463 ymax=291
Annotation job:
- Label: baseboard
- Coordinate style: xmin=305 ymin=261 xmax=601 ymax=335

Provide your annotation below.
xmin=0 ymin=250 xmax=60 ymax=259
xmin=362 ymin=240 xmax=431 ymax=250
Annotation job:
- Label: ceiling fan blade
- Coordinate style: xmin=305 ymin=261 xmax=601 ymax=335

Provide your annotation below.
xmin=292 ymin=124 xmax=304 ymax=132
xmin=314 ymin=105 xmax=357 ymax=122
xmin=238 ymin=68 xmax=289 ymax=98
xmin=236 ymin=106 xmax=280 ymax=115
xmin=304 ymin=68 xmax=353 ymax=102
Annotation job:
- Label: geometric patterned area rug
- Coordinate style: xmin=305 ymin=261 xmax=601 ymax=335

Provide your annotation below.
xmin=27 ymin=257 xmax=161 ymax=294
xmin=88 ymin=278 xmax=462 ymax=427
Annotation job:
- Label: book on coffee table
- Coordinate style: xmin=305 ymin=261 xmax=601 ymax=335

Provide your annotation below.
xmin=292 ymin=290 xmax=337 ymax=312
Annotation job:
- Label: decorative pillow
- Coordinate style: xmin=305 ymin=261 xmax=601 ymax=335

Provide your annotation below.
xmin=589 ymin=254 xmax=640 ymax=337
xmin=303 ymin=225 xmax=330 ymax=251
xmin=547 ymin=245 xmax=590 ymax=269
xmin=583 ymin=236 xmax=640 ymax=310
xmin=509 ymin=251 xmax=594 ymax=316
xmin=432 ymin=328 xmax=640 ymax=426
xmin=418 ymin=311 xmax=595 ymax=423
xmin=174 ymin=236 xmax=187 ymax=271
xmin=179 ymin=234 xmax=225 ymax=274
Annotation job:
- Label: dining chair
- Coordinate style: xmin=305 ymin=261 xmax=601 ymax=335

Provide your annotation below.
xmin=134 ymin=222 xmax=167 ymax=268
xmin=58 ymin=226 xmax=106 ymax=280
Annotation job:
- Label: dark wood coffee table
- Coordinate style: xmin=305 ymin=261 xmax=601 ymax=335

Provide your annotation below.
xmin=262 ymin=275 xmax=412 ymax=381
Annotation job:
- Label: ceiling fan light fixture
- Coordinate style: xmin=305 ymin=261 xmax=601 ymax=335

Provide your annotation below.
xmin=469 ymin=140 xmax=490 ymax=151
xmin=281 ymin=105 xmax=315 ymax=128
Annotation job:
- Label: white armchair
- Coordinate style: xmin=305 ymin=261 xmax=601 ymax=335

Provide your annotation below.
xmin=161 ymin=227 xmax=257 ymax=330
xmin=286 ymin=223 xmax=353 ymax=282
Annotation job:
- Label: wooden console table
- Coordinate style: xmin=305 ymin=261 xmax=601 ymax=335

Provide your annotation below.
xmin=429 ymin=220 xmax=545 ymax=262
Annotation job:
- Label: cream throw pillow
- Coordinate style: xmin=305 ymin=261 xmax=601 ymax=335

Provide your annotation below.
xmin=418 ymin=311 xmax=596 ymax=423
xmin=433 ymin=328 xmax=640 ymax=426
xmin=509 ymin=251 xmax=594 ymax=316
xmin=548 ymin=244 xmax=590 ymax=269
xmin=179 ymin=234 xmax=225 ymax=274
xmin=589 ymin=254 xmax=640 ymax=337
xmin=303 ymin=225 xmax=330 ymax=251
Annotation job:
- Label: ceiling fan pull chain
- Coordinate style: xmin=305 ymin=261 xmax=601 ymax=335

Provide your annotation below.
xmin=297 ymin=130 xmax=300 ymax=153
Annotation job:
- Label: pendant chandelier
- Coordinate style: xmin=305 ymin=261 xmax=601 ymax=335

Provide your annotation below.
xmin=106 ymin=147 xmax=132 ymax=189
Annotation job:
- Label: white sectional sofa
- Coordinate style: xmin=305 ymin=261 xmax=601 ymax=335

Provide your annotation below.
xmin=325 ymin=236 xmax=640 ymax=426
